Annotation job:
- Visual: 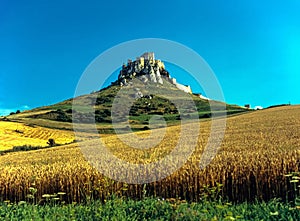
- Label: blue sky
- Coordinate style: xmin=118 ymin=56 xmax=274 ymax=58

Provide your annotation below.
xmin=0 ymin=0 xmax=299 ymax=115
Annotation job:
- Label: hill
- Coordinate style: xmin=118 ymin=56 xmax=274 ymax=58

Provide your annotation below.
xmin=5 ymin=80 xmax=247 ymax=134
xmin=4 ymin=52 xmax=248 ymax=134
xmin=0 ymin=53 xmax=250 ymax=152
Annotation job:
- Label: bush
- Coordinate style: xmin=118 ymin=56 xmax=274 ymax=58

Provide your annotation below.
xmin=47 ymin=139 xmax=56 ymax=147
xmin=7 ymin=145 xmax=43 ymax=153
xmin=56 ymin=110 xmax=72 ymax=122
xmin=95 ymin=110 xmax=101 ymax=115
xmin=12 ymin=145 xmax=38 ymax=152
xmin=65 ymin=109 xmax=72 ymax=114
xmin=142 ymin=126 xmax=150 ymax=130
xmin=96 ymin=97 xmax=111 ymax=105
xmin=202 ymin=113 xmax=211 ymax=118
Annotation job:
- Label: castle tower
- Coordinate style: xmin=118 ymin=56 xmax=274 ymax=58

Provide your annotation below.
xmin=140 ymin=52 xmax=155 ymax=62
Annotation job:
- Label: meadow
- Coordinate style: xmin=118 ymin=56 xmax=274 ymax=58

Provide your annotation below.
xmin=1 ymin=197 xmax=299 ymax=220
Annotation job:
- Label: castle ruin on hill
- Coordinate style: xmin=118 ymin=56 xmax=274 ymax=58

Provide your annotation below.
xmin=117 ymin=52 xmax=192 ymax=94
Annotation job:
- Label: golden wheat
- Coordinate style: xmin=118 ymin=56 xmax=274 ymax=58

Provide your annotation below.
xmin=0 ymin=105 xmax=299 ymax=202
xmin=0 ymin=121 xmax=75 ymax=150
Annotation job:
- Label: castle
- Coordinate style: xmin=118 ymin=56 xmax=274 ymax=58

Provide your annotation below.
xmin=117 ymin=52 xmax=192 ymax=94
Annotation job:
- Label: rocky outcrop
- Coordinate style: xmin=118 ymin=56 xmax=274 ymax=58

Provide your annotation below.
xmin=116 ymin=52 xmax=192 ymax=94
xmin=133 ymin=88 xmax=143 ymax=99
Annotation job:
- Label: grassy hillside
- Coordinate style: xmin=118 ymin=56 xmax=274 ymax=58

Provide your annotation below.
xmin=0 ymin=79 xmax=248 ymax=149
xmin=6 ymin=79 xmax=248 ymax=134
xmin=0 ymin=105 xmax=299 ymax=203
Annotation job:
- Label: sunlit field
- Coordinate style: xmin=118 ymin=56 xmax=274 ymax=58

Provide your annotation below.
xmin=0 ymin=105 xmax=299 ymax=204
xmin=0 ymin=121 xmax=75 ymax=150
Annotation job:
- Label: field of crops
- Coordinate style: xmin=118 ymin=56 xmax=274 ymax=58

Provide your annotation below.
xmin=0 ymin=121 xmax=75 ymax=150
xmin=0 ymin=105 xmax=299 ymax=203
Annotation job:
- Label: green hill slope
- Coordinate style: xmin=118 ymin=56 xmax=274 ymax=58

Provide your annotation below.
xmin=7 ymin=78 xmax=248 ymax=133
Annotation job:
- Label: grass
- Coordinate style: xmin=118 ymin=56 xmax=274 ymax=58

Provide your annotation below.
xmin=6 ymin=80 xmax=249 ymax=133
xmin=0 ymin=197 xmax=299 ymax=220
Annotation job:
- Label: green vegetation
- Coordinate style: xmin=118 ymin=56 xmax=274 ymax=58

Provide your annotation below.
xmin=0 ymin=197 xmax=299 ymax=220
xmin=0 ymin=139 xmax=77 ymax=155
xmin=11 ymin=81 xmax=248 ymax=133
xmin=267 ymin=103 xmax=292 ymax=109
xmin=0 ymin=144 xmax=50 ymax=155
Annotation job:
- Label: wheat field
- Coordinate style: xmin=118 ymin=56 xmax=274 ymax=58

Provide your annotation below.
xmin=0 ymin=105 xmax=299 ymax=202
xmin=0 ymin=121 xmax=75 ymax=150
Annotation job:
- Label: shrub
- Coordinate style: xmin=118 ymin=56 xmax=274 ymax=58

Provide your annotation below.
xmin=95 ymin=110 xmax=101 ymax=115
xmin=11 ymin=145 xmax=42 ymax=152
xmin=65 ymin=109 xmax=72 ymax=114
xmin=47 ymin=139 xmax=56 ymax=147
xmin=56 ymin=110 xmax=72 ymax=122
xmin=142 ymin=126 xmax=150 ymax=130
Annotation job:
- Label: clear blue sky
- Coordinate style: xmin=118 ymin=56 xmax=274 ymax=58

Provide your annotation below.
xmin=0 ymin=0 xmax=299 ymax=115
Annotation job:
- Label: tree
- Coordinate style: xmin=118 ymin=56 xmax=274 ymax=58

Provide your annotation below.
xmin=47 ymin=138 xmax=56 ymax=147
